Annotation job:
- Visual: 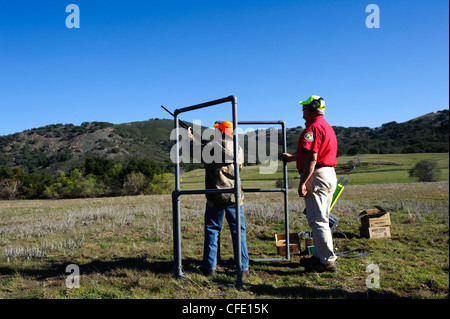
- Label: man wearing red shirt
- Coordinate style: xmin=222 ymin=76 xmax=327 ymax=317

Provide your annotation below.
xmin=282 ymin=95 xmax=338 ymax=273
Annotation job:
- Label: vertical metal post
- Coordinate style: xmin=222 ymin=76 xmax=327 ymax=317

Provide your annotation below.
xmin=238 ymin=120 xmax=290 ymax=263
xmin=172 ymin=115 xmax=183 ymax=277
xmin=231 ymin=96 xmax=243 ymax=290
xmin=281 ymin=121 xmax=290 ymax=260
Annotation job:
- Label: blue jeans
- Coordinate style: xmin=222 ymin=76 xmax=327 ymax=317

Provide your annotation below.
xmin=201 ymin=204 xmax=249 ymax=271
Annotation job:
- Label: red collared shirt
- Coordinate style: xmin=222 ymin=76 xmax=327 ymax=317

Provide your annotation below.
xmin=296 ymin=115 xmax=338 ymax=170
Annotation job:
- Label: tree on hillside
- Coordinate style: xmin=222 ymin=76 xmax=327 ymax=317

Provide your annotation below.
xmin=123 ymin=158 xmax=161 ymax=180
xmin=0 ymin=167 xmax=23 ymax=199
xmin=84 ymin=157 xmax=115 ymax=177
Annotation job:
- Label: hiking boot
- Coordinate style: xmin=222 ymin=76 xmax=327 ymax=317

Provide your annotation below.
xmin=304 ymin=260 xmax=337 ymax=273
xmin=242 ymin=270 xmax=250 ymax=278
xmin=196 ymin=266 xmax=216 ymax=277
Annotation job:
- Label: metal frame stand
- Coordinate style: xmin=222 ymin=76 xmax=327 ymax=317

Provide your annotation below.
xmin=171 ymin=96 xmax=244 ymax=288
xmin=171 ymin=97 xmax=290 ymax=289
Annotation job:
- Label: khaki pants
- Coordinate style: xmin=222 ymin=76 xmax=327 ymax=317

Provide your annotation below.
xmin=303 ymin=167 xmax=337 ymax=265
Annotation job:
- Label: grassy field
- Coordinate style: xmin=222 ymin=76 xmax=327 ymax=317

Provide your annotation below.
xmin=181 ymin=153 xmax=449 ymax=189
xmin=0 ymin=153 xmax=448 ymax=300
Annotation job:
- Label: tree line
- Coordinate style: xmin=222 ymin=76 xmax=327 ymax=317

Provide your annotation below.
xmin=0 ymin=157 xmax=174 ymax=200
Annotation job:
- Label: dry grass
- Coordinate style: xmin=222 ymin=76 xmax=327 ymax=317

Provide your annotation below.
xmin=0 ymin=182 xmax=448 ymax=300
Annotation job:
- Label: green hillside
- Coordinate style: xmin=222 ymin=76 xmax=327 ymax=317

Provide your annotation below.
xmin=0 ymin=110 xmax=448 ymax=200
xmin=0 ymin=110 xmax=448 ymax=175
xmin=0 ymin=119 xmax=177 ymax=174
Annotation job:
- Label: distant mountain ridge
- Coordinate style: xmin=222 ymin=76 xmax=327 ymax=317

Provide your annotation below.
xmin=332 ymin=109 xmax=448 ymax=156
xmin=0 ymin=119 xmax=176 ymax=174
xmin=0 ymin=110 xmax=448 ymax=174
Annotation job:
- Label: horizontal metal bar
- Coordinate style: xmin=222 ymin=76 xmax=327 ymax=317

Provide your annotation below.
xmin=250 ymin=258 xmax=288 ymax=263
xmin=178 ymin=188 xmax=287 ymax=195
xmin=243 ymin=188 xmax=286 ymax=193
xmin=178 ymin=188 xmax=235 ymax=196
xmin=214 ymin=120 xmax=286 ymax=127
xmin=238 ymin=121 xmax=286 ymax=126
xmin=222 ymin=257 xmax=289 ymax=264
xmin=174 ymin=96 xmax=236 ymax=115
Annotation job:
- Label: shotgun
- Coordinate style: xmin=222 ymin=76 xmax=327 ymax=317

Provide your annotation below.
xmin=161 ymin=105 xmax=190 ymax=130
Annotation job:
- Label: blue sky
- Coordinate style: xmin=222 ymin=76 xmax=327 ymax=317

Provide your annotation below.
xmin=0 ymin=0 xmax=448 ymax=136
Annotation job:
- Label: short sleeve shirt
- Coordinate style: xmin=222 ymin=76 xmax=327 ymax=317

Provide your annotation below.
xmin=296 ymin=115 xmax=338 ymax=170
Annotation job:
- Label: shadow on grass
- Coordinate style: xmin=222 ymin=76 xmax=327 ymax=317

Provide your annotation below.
xmin=180 ymin=258 xmax=404 ymax=299
xmin=0 ymin=256 xmax=173 ymax=281
xmin=333 ymin=231 xmax=359 ymax=239
xmin=79 ymin=257 xmax=173 ymax=275
xmin=246 ymin=283 xmax=402 ymax=299
xmin=0 ymin=257 xmax=404 ymax=299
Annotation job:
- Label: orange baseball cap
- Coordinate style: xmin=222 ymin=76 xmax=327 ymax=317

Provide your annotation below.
xmin=213 ymin=121 xmax=234 ymax=138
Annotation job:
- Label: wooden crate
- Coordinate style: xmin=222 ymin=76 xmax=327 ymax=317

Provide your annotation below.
xmin=275 ymin=233 xmax=301 ymax=255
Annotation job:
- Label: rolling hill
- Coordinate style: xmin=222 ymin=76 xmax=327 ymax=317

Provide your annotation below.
xmin=0 ymin=109 xmax=448 ymax=175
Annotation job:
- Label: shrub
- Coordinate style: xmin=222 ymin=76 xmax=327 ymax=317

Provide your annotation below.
xmin=43 ymin=169 xmax=105 ymax=198
xmin=145 ymin=173 xmax=174 ymax=194
xmin=409 ymin=159 xmax=441 ymax=182
xmin=123 ymin=172 xmax=148 ymax=195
